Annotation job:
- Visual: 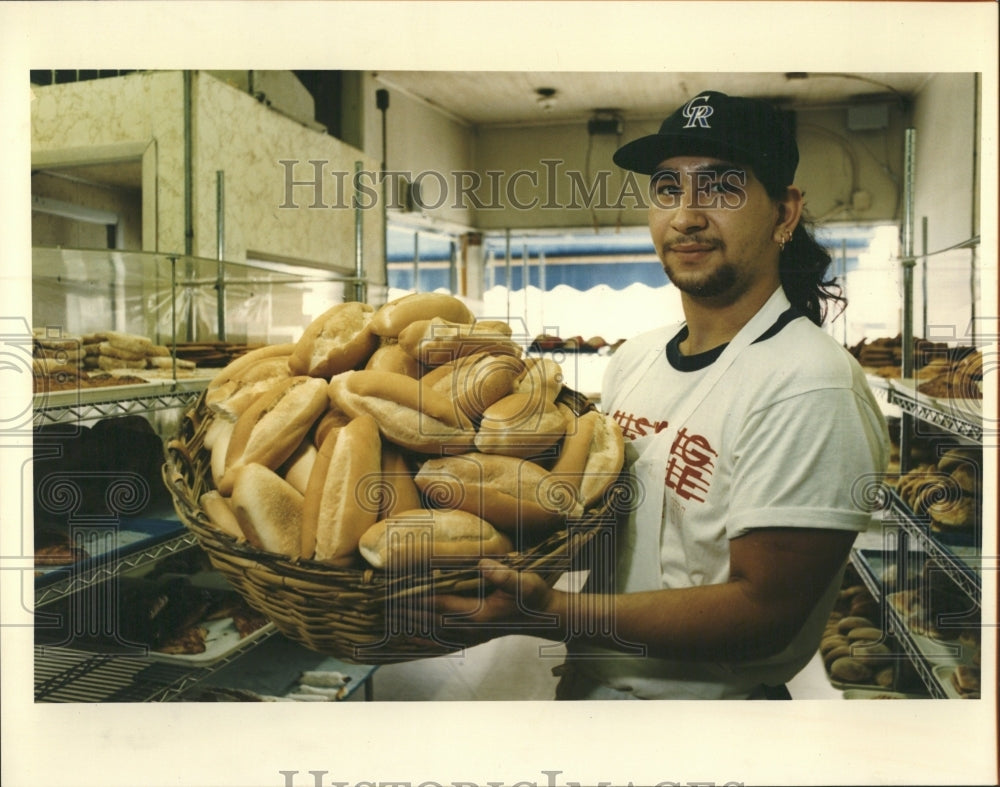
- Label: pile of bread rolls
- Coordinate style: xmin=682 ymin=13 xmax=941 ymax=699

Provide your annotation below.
xmin=917 ymin=349 xmax=983 ymax=400
xmin=820 ymin=582 xmax=897 ymax=689
xmin=189 ymin=293 xmax=625 ymax=571
xmin=33 ymin=329 xmax=197 ymax=391
xmin=894 ymin=447 xmax=980 ymax=533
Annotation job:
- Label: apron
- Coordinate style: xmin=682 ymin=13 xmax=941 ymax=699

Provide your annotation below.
xmin=613 ymin=288 xmax=791 ymax=593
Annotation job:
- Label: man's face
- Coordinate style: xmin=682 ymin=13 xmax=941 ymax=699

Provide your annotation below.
xmin=647 ymin=156 xmax=782 ymax=303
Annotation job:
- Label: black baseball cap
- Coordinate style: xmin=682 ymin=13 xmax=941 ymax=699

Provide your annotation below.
xmin=613 ymin=91 xmax=798 ymax=192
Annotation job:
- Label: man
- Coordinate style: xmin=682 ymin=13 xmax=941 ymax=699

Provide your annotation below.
xmin=430 ymin=91 xmax=889 ymax=700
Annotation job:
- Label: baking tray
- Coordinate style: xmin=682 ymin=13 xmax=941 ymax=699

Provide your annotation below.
xmin=843 ymin=689 xmax=928 ymax=700
xmin=932 ymin=665 xmax=981 ymax=699
xmin=146 ymin=617 xmax=275 ymax=666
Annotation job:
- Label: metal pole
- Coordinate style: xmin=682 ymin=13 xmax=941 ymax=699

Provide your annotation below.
xmin=970 ymin=246 xmax=978 ymax=347
xmin=413 ymin=232 xmax=420 ymax=293
xmin=900 ymin=128 xmax=917 ymax=476
xmin=354 ymin=161 xmax=366 ymax=303
xmin=449 ymin=239 xmax=458 ymax=295
xmin=539 ymin=251 xmax=546 ymax=335
xmin=522 ymin=241 xmax=529 ymax=331
xmin=504 ymin=229 xmax=512 ymax=323
xmin=921 ymin=216 xmax=928 ymax=339
xmin=377 ymin=89 xmax=390 ymax=302
xmin=183 ymin=70 xmax=195 ymax=341
xmin=216 ymin=170 xmax=226 ymax=341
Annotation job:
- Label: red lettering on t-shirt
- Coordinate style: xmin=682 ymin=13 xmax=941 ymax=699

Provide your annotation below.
xmin=664 ymin=427 xmax=717 ymax=503
xmin=612 ymin=409 xmax=669 ymax=440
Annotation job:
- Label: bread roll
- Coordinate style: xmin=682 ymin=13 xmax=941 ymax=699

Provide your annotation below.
xmin=851 ymin=641 xmax=891 ymax=665
xmin=105 ymin=330 xmax=153 ymax=356
xmin=370 ymin=292 xmax=476 ymax=338
xmin=205 ymin=354 xmax=295 ymax=421
xmin=279 ymin=439 xmax=319 ymax=495
xmin=199 ymin=491 xmax=245 ymax=541
xmin=822 ymin=645 xmax=852 ymax=669
xmin=328 ymin=370 xmax=477 ymax=455
xmin=928 ymin=496 xmax=974 ymax=528
xmin=474 ymin=392 xmax=566 ymax=459
xmin=951 ymin=665 xmax=980 ymax=697
xmin=220 ymin=376 xmax=329 ymax=495
xmin=358 ymin=508 xmax=513 ymax=570
xmin=847 ymin=626 xmax=884 ymax=643
xmin=312 ymin=405 xmax=352 ymax=448
xmin=551 ymin=410 xmax=625 ymax=508
xmin=819 ymin=634 xmax=850 ymax=655
xmin=203 ymin=416 xmax=232 ymax=451
xmin=230 ymin=463 xmax=304 ymax=558
xmin=207 ymin=342 xmax=296 ymax=390
xmin=513 ymin=357 xmax=565 ymax=403
xmin=379 ymin=446 xmax=423 ymax=519
xmin=949 ymin=464 xmax=976 ymax=494
xmin=874 ymin=666 xmax=895 ymax=688
xmin=836 ymin=616 xmax=874 ymax=635
xmin=937 ymin=447 xmax=979 ymax=474
xmin=414 ymin=452 xmax=582 ymax=537
xmin=289 ymin=301 xmax=379 ymax=378
xmin=98 ymin=341 xmax=147 ymax=362
xmin=300 ymin=414 xmax=382 ymax=565
xmin=398 ymin=317 xmax=521 ymax=367
xmin=425 ymin=352 xmax=525 ymax=424
xmin=364 ymin=342 xmax=423 ymax=378
xmin=829 ymin=656 xmax=872 ymax=683
xmin=210 ymin=419 xmax=235 ymax=488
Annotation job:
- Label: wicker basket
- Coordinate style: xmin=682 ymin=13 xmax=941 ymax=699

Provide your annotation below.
xmin=162 ymin=386 xmax=625 ymax=664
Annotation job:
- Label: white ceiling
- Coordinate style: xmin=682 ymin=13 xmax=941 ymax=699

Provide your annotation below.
xmin=372 ymin=71 xmax=933 ymax=127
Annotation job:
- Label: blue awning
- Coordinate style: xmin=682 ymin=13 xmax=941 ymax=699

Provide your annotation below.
xmin=386 ymin=223 xmax=888 ymax=293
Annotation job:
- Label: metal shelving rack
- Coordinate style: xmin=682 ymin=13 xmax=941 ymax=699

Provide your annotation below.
xmin=35 ymin=532 xmax=199 ymax=608
xmin=33 ymin=381 xmax=209 ymax=428
xmin=845 ymin=127 xmax=985 ymax=700
xmin=887 ymin=388 xmax=983 ymax=443
xmin=855 ymin=395 xmax=983 ymax=698
xmin=34 ymin=632 xmax=277 ymax=703
xmin=849 ymin=549 xmax=959 ymax=700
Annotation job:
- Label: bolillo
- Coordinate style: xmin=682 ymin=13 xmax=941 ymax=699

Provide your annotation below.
xmin=473 ymin=392 xmax=567 ymax=460
xmin=550 ymin=409 xmax=626 ymax=508
xmin=370 ymin=292 xmax=475 ymax=338
xmin=219 ymin=376 xmax=329 ymax=495
xmin=328 ymin=370 xmax=477 ymax=455
xmin=397 ymin=317 xmax=522 ymax=367
xmin=230 ymin=463 xmax=305 ymax=558
xmin=300 ymin=414 xmax=383 ymax=565
xmin=358 ymin=508 xmax=513 ymax=570
xmin=289 ymin=301 xmax=379 ymax=378
xmin=414 ymin=451 xmax=583 ymax=539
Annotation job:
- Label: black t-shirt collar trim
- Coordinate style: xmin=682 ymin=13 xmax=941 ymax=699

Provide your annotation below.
xmin=665 ymin=306 xmax=804 ymax=372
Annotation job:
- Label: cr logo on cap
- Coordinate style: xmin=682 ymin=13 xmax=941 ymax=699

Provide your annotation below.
xmin=682 ymin=95 xmax=713 ymax=129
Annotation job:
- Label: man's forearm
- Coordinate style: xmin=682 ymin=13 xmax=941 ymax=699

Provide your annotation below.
xmin=542 ymin=581 xmax=805 ymax=662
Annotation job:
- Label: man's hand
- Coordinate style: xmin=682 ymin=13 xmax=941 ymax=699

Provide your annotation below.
xmin=416 ymin=559 xmax=563 ymax=648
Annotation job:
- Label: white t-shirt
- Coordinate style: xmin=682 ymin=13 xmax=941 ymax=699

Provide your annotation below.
xmin=569 ymin=289 xmax=889 ymax=699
